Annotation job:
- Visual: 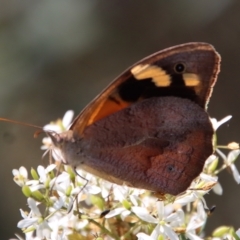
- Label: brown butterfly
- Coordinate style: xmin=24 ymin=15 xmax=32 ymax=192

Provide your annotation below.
xmin=50 ymin=42 xmax=220 ymax=196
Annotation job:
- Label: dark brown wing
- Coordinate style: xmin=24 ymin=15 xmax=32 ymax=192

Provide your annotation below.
xmin=79 ymin=97 xmax=213 ymax=195
xmin=71 ymin=42 xmax=220 ymax=135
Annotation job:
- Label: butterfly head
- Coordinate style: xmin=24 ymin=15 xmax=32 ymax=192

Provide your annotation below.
xmin=47 ymin=130 xmax=83 ymax=167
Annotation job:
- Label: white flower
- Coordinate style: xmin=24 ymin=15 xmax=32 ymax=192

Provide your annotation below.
xmin=133 ymin=201 xmax=181 ymax=240
xmin=38 ymin=164 xmax=56 ymax=183
xmin=12 ymin=166 xmax=28 ymax=186
xmin=48 ymin=211 xmax=89 ymax=238
xmin=105 ymin=186 xmax=139 ymax=220
xmin=43 ymin=110 xmax=74 ymax=132
xmin=216 ymin=148 xmax=240 ymax=184
xmin=52 ymin=171 xmax=76 ymax=210
xmin=25 ymin=165 xmax=56 ymax=192
xmin=175 ymin=173 xmax=217 ymax=207
xmin=18 ymin=198 xmax=51 ymax=239
xmin=51 ymin=169 xmax=101 ymax=213
xmin=185 ymin=201 xmax=207 ymax=240
xmin=41 ymin=110 xmax=74 ymax=161
xmin=211 ymin=115 xmax=232 ymax=131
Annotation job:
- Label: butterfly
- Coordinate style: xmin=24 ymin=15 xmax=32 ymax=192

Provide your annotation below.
xmin=50 ymin=42 xmax=220 ymax=196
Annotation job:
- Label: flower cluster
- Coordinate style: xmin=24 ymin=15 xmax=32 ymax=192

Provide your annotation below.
xmin=11 ymin=112 xmax=240 ymax=240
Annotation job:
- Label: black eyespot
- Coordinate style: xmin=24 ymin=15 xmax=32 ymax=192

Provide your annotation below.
xmin=174 ymin=63 xmax=186 ymax=74
xmin=167 ymin=165 xmax=174 ymax=172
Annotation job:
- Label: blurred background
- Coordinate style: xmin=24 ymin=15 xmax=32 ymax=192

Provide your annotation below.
xmin=0 ymin=0 xmax=239 ymax=238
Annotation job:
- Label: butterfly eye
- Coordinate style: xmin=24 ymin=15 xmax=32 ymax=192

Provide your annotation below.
xmin=174 ymin=62 xmax=186 ymax=74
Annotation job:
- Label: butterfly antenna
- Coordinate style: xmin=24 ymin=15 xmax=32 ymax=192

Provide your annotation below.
xmin=0 ymin=117 xmax=43 ymax=130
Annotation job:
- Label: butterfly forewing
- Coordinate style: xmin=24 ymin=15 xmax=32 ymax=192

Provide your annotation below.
xmin=71 ymin=42 xmax=220 ymax=135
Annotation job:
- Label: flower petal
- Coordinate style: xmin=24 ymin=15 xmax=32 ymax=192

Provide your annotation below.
xmin=132 ymin=207 xmax=157 ymax=223
xmin=213 ymin=182 xmax=223 ymax=195
xmin=227 ymin=150 xmax=240 ymax=164
xmin=27 ymin=198 xmax=41 ymax=216
xmin=19 ymin=167 xmax=28 ymax=178
xmin=230 ymin=164 xmax=240 ymax=184
xmin=162 ymin=224 xmax=179 ymax=240
xmin=17 ymin=217 xmax=38 ymax=228
xmin=186 ymin=231 xmax=203 ymax=240
xmin=62 ymin=110 xmax=74 ymax=129
xmin=156 ymin=201 xmax=164 ymax=219
xmin=105 ymin=207 xmax=125 ymax=218
xmin=211 ymin=115 xmax=232 ymax=130
xmin=137 ymin=232 xmax=154 ymax=240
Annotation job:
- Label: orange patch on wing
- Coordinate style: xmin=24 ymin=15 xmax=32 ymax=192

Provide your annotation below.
xmin=87 ymin=97 xmax=130 ymax=126
xmin=183 ymin=73 xmax=200 ymax=86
